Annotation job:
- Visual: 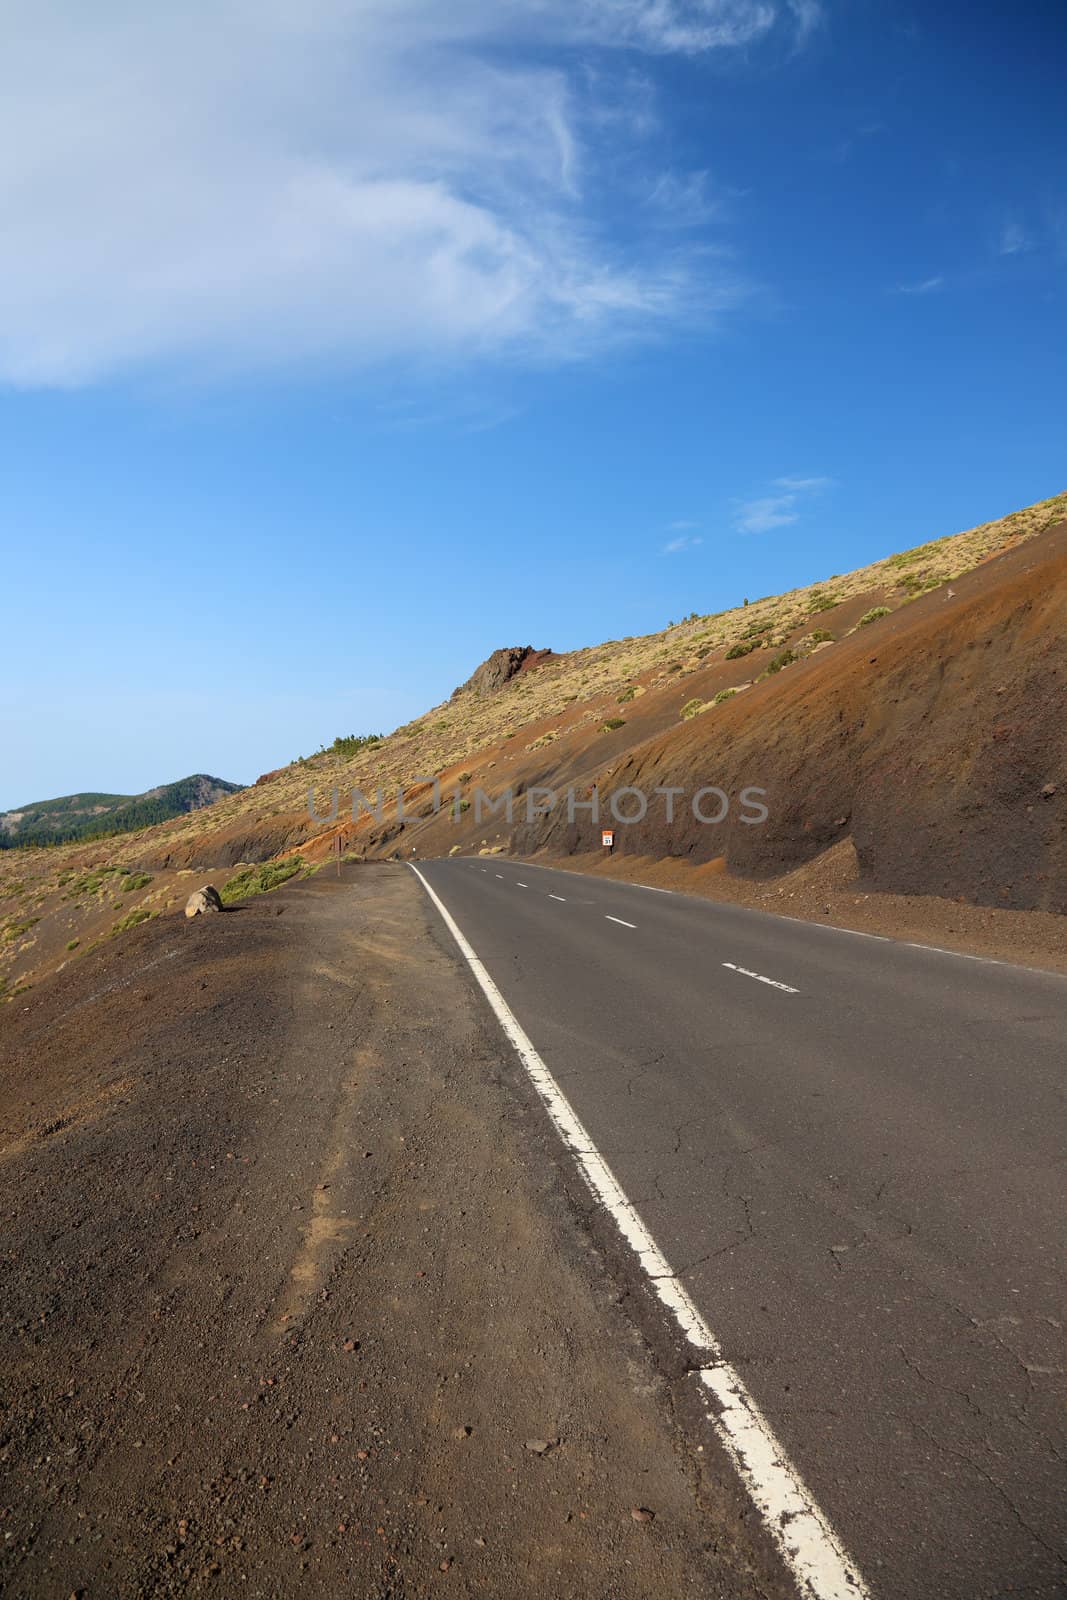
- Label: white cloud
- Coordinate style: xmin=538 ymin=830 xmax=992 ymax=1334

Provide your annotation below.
xmin=736 ymin=472 xmax=831 ymax=534
xmin=664 ymin=531 xmax=703 ymax=552
xmin=644 ymin=169 xmax=722 ymax=226
xmin=0 ymin=0 xmax=804 ymax=388
xmin=786 ymin=0 xmax=825 ymax=43
xmin=566 ymin=0 xmax=778 ymax=52
xmin=998 ymin=220 xmax=1032 ymax=257
xmin=736 ymin=495 xmax=799 ymax=533
xmin=773 ymin=474 xmax=834 ymax=491
xmin=894 ymin=276 xmax=944 ymax=295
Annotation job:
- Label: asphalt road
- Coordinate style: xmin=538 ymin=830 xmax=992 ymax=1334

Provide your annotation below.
xmin=414 ymin=855 xmax=1067 ymax=1600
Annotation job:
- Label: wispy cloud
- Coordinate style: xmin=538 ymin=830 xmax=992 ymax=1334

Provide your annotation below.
xmin=786 ymin=0 xmax=825 ymax=44
xmin=736 ymin=473 xmax=832 ymax=534
xmin=0 ymin=0 xmax=809 ymax=388
xmin=735 ymin=495 xmax=800 ymax=533
xmin=998 ymin=220 xmax=1032 ymax=257
xmin=664 ymin=530 xmax=703 ymax=552
xmin=571 ymin=0 xmax=780 ymax=52
xmin=829 ymin=120 xmax=886 ymax=164
xmin=773 ymin=475 xmax=834 ymax=492
xmin=894 ymin=276 xmax=944 ymax=296
xmin=644 ymin=169 xmax=720 ymax=227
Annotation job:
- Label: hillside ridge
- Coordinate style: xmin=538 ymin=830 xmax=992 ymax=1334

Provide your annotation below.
xmin=1 ymin=486 xmax=1064 ymax=999
xmin=0 ymin=773 xmax=243 ymax=850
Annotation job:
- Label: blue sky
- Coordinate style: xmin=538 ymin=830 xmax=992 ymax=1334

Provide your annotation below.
xmin=2 ymin=0 xmax=1064 ymax=807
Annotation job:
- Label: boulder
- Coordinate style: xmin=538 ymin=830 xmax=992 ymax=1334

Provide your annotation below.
xmin=451 ymin=646 xmax=552 ymax=699
xmin=185 ymin=885 xmax=223 ymax=918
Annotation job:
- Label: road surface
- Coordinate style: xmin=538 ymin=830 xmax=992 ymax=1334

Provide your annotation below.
xmin=414 ymin=856 xmax=1067 ymax=1600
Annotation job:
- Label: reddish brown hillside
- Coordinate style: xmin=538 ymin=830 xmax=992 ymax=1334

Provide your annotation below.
xmin=514 ymin=522 xmax=1067 ymax=912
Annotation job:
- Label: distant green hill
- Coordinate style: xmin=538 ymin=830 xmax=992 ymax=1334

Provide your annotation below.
xmin=0 ymin=774 xmax=244 ymax=849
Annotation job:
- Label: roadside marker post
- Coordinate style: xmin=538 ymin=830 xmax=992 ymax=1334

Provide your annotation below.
xmin=601 ymin=828 xmax=615 ymax=852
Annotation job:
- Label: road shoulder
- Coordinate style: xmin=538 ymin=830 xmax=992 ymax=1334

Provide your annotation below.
xmin=0 ymin=864 xmax=783 ymax=1598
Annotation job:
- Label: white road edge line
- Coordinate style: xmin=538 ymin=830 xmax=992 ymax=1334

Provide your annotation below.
xmin=409 ymin=864 xmax=869 ymax=1600
xmin=498 ymin=862 xmax=1062 ymax=975
xmin=773 ymin=913 xmax=888 ymax=942
xmin=605 ymin=915 xmax=637 ymax=929
xmin=722 ymin=961 xmax=799 ymax=995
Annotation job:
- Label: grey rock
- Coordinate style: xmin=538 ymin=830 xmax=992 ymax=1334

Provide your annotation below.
xmin=452 ymin=646 xmax=549 ymax=699
xmin=185 ymin=885 xmax=223 ymax=918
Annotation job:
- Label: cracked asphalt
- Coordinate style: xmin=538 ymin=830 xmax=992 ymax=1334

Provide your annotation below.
xmin=417 ymin=855 xmax=1067 ymax=1600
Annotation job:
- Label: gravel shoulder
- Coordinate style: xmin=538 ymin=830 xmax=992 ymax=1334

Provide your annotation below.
xmin=0 ymin=864 xmax=784 ymax=1599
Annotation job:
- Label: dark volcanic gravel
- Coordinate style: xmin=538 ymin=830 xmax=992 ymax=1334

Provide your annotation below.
xmin=0 ymin=866 xmax=784 ymax=1599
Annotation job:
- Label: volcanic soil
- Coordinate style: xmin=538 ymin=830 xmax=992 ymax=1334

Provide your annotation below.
xmin=0 ymin=865 xmax=788 ymax=1600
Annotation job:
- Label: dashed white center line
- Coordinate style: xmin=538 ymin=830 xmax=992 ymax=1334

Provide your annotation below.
xmin=722 ymin=961 xmax=798 ymax=994
xmin=408 ymin=863 xmax=869 ymax=1600
xmin=495 ymin=873 xmax=504 ymax=878
xmin=549 ymin=894 xmax=566 ymax=902
xmin=605 ymin=915 xmax=637 ymax=929
xmin=517 ymin=882 xmax=529 ymax=888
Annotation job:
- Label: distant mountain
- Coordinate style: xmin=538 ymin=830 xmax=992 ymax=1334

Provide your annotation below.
xmin=0 ymin=774 xmax=244 ymax=849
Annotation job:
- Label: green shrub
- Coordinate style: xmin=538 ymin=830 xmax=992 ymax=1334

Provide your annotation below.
xmin=767 ymin=649 xmax=796 ymax=673
xmin=63 ymin=864 xmax=124 ymax=901
xmin=66 ymin=938 xmax=80 ymax=951
xmin=220 ymin=856 xmax=304 ymax=905
xmin=617 ymin=686 xmax=638 ymax=703
xmin=680 ymin=699 xmax=705 ymax=719
xmin=2 ymin=917 xmax=39 ymax=942
xmin=858 ymin=606 xmax=891 ymax=626
xmin=601 ymin=718 xmax=627 ymax=732
xmin=713 ymin=688 xmax=738 ymax=705
xmin=120 ymin=872 xmax=152 ymax=893
xmin=330 ymin=732 xmax=383 ymax=758
xmin=726 ymin=639 xmax=758 ymax=660
xmin=111 ymin=907 xmax=152 ymax=934
xmin=810 ymin=629 xmax=835 ymax=644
